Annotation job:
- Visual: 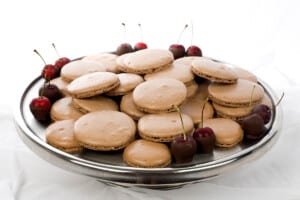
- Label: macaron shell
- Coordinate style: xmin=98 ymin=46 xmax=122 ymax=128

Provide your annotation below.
xmin=82 ymin=53 xmax=119 ymax=73
xmin=208 ymin=79 xmax=264 ymax=107
xmin=120 ymin=92 xmax=146 ymax=120
xmin=61 ymin=60 xmax=107 ymax=82
xmin=72 ymin=96 xmax=119 ymax=113
xmin=213 ymin=102 xmax=253 ymax=121
xmin=123 ymin=139 xmax=171 ymax=168
xmin=202 ymin=118 xmax=244 ymax=147
xmin=138 ymin=112 xmax=194 ymax=142
xmin=67 ymin=72 xmax=120 ymax=98
xmin=133 ymin=78 xmax=187 ymax=113
xmin=74 ymin=111 xmax=136 ymax=151
xmin=192 ymin=58 xmax=238 ymax=83
xmin=186 ymin=80 xmax=199 ymax=98
xmin=232 ymin=67 xmax=258 ymax=83
xmin=46 ymin=119 xmax=83 ymax=153
xmin=50 ymin=97 xmax=83 ymax=121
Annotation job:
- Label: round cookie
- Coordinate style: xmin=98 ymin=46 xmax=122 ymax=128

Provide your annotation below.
xmin=50 ymin=77 xmax=70 ymax=96
xmin=138 ymin=112 xmax=194 ymax=142
xmin=180 ymin=98 xmax=214 ymax=125
xmin=50 ymin=97 xmax=83 ymax=121
xmin=82 ymin=53 xmax=120 ymax=73
xmin=46 ymin=119 xmax=83 ymax=154
xmin=120 ymin=92 xmax=146 ymax=120
xmin=60 ymin=60 xmax=106 ymax=82
xmin=118 ymin=49 xmax=174 ymax=74
xmin=173 ymin=56 xmax=204 ymax=66
xmin=191 ymin=57 xmax=238 ymax=83
xmin=67 ymin=72 xmax=120 ymax=98
xmin=74 ymin=111 xmax=136 ymax=151
xmin=144 ymin=62 xmax=195 ymax=86
xmin=186 ymin=80 xmax=199 ymax=98
xmin=232 ymin=67 xmax=257 ymax=82
xmin=106 ymin=73 xmax=144 ymax=96
xmin=208 ymin=79 xmax=264 ymax=107
xmin=133 ymin=78 xmax=187 ymax=113
xmin=123 ymin=139 xmax=171 ymax=168
xmin=72 ymin=96 xmax=119 ymax=113
xmin=202 ymin=118 xmax=244 ymax=148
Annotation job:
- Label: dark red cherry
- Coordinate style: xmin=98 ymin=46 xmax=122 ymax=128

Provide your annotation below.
xmin=186 ymin=45 xmax=202 ymax=57
xmin=39 ymin=83 xmax=62 ymax=103
xmin=252 ymin=104 xmax=271 ymax=124
xmin=193 ymin=127 xmax=215 ymax=153
xmin=116 ymin=43 xmax=133 ymax=56
xmin=171 ymin=135 xmax=197 ymax=164
xmin=41 ymin=64 xmax=59 ymax=81
xmin=134 ymin=42 xmax=148 ymax=51
xmin=169 ymin=44 xmax=185 ymax=59
xmin=29 ymin=96 xmax=51 ymax=122
xmin=241 ymin=113 xmax=266 ymax=140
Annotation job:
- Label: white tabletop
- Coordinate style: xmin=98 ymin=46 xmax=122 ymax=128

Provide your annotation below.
xmin=1 ymin=0 xmax=300 ymax=199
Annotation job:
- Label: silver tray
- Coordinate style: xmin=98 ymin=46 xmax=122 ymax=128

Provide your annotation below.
xmin=14 ymin=71 xmax=283 ymax=189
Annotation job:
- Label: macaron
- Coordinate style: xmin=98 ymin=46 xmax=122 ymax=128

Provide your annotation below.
xmin=232 ymin=67 xmax=257 ymax=82
xmin=67 ymin=72 xmax=120 ymax=98
xmin=138 ymin=112 xmax=194 ymax=142
xmin=123 ymin=139 xmax=171 ymax=168
xmin=72 ymin=96 xmax=119 ymax=114
xmin=74 ymin=111 xmax=136 ymax=151
xmin=212 ymin=102 xmax=254 ymax=121
xmin=133 ymin=78 xmax=187 ymax=113
xmin=208 ymin=79 xmax=264 ymax=107
xmin=180 ymin=97 xmax=214 ymax=125
xmin=82 ymin=53 xmax=120 ymax=73
xmin=186 ymin=80 xmax=199 ymax=98
xmin=50 ymin=97 xmax=83 ymax=121
xmin=191 ymin=57 xmax=238 ymax=83
xmin=60 ymin=60 xmax=106 ymax=82
xmin=106 ymin=73 xmax=144 ymax=96
xmin=50 ymin=77 xmax=70 ymax=96
xmin=46 ymin=119 xmax=83 ymax=154
xmin=202 ymin=118 xmax=244 ymax=148
xmin=117 ymin=49 xmax=174 ymax=74
xmin=173 ymin=56 xmax=203 ymax=66
xmin=144 ymin=62 xmax=195 ymax=86
xmin=120 ymin=92 xmax=146 ymax=120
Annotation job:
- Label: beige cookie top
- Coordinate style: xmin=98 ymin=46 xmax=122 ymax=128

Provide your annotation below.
xmin=192 ymin=58 xmax=238 ymax=83
xmin=232 ymin=67 xmax=257 ymax=82
xmin=119 ymin=49 xmax=174 ymax=74
xmin=72 ymin=96 xmax=119 ymax=113
xmin=50 ymin=97 xmax=83 ymax=121
xmin=50 ymin=77 xmax=70 ymax=96
xmin=67 ymin=72 xmax=120 ymax=98
xmin=120 ymin=92 xmax=146 ymax=120
xmin=46 ymin=119 xmax=83 ymax=153
xmin=173 ymin=56 xmax=204 ymax=66
xmin=138 ymin=112 xmax=194 ymax=142
xmin=60 ymin=60 xmax=107 ymax=82
xmin=82 ymin=53 xmax=119 ymax=73
xmin=106 ymin=73 xmax=144 ymax=96
xmin=123 ymin=139 xmax=171 ymax=168
xmin=180 ymin=98 xmax=214 ymax=124
xmin=133 ymin=78 xmax=187 ymax=113
xmin=202 ymin=118 xmax=244 ymax=147
xmin=208 ymin=79 xmax=264 ymax=107
xmin=74 ymin=111 xmax=136 ymax=151
xmin=144 ymin=62 xmax=195 ymax=85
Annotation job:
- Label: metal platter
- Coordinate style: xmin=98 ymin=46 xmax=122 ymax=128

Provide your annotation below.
xmin=14 ymin=69 xmax=282 ymax=189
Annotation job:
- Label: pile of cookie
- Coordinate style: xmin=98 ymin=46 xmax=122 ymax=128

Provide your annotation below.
xmin=37 ymin=48 xmax=272 ymax=168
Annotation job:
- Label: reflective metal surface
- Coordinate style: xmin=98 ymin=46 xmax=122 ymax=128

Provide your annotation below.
xmin=14 ymin=72 xmax=282 ymax=189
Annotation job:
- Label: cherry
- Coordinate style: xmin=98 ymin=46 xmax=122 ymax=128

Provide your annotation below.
xmin=241 ymin=113 xmax=266 ymax=140
xmin=52 ymin=43 xmax=70 ymax=70
xmin=169 ymin=24 xmax=188 ymax=59
xmin=29 ymin=96 xmax=51 ymax=122
xmin=39 ymin=83 xmax=62 ymax=103
xmin=186 ymin=45 xmax=202 ymax=57
xmin=252 ymin=104 xmax=271 ymax=124
xmin=116 ymin=43 xmax=133 ymax=55
xmin=134 ymin=23 xmax=148 ymax=51
xmin=34 ymin=49 xmax=59 ymax=81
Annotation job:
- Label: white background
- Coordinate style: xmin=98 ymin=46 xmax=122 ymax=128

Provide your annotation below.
xmin=1 ymin=0 xmax=300 ymax=199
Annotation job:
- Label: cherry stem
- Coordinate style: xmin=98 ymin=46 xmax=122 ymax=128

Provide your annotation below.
xmin=173 ymin=105 xmax=187 ymax=141
xmin=200 ymin=98 xmax=209 ymax=128
xmin=249 ymin=85 xmax=256 ymax=107
xmin=177 ymin=24 xmax=188 ymax=44
xmin=122 ymin=22 xmax=126 ymax=42
xmin=33 ymin=49 xmax=46 ymax=65
xmin=138 ymin=23 xmax=143 ymax=42
xmin=52 ymin=43 xmax=61 ymax=58
xmin=190 ymin=20 xmax=194 ymax=46
xmin=275 ymin=92 xmax=285 ymax=107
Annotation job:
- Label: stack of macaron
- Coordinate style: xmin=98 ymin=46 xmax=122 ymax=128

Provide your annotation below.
xmin=40 ymin=48 xmax=272 ymax=168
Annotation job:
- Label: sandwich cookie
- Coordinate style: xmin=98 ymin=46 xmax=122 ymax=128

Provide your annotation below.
xmin=46 ymin=119 xmax=83 ymax=154
xmin=120 ymin=92 xmax=146 ymax=120
xmin=173 ymin=56 xmax=203 ymax=66
xmin=74 ymin=111 xmax=136 ymax=151
xmin=144 ymin=62 xmax=195 ymax=86
xmin=72 ymin=96 xmax=119 ymax=114
xmin=133 ymin=78 xmax=187 ymax=113
xmin=106 ymin=73 xmax=144 ymax=96
xmin=123 ymin=139 xmax=171 ymax=168
xmin=202 ymin=118 xmax=244 ymax=148
xmin=191 ymin=57 xmax=238 ymax=83
xmin=117 ymin=49 xmax=174 ymax=74
xmin=232 ymin=67 xmax=257 ymax=83
xmin=208 ymin=79 xmax=264 ymax=107
xmin=50 ymin=77 xmax=70 ymax=96
xmin=138 ymin=112 xmax=194 ymax=142
xmin=67 ymin=72 xmax=120 ymax=98
xmin=50 ymin=97 xmax=83 ymax=121
xmin=82 ymin=53 xmax=120 ymax=73
xmin=60 ymin=60 xmax=106 ymax=82
xmin=180 ymin=97 xmax=214 ymax=125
